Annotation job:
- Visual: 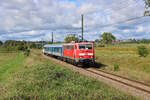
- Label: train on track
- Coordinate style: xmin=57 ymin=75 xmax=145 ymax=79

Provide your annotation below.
xmin=43 ymin=42 xmax=95 ymax=65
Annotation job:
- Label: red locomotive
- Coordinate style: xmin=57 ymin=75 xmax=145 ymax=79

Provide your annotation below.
xmin=43 ymin=42 xmax=95 ymax=66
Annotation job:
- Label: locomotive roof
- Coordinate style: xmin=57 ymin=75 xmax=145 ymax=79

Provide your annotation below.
xmin=44 ymin=44 xmax=63 ymax=48
xmin=63 ymin=42 xmax=92 ymax=45
xmin=44 ymin=42 xmax=93 ymax=47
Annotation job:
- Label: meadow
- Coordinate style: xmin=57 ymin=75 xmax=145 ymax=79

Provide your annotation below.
xmin=95 ymin=43 xmax=150 ymax=84
xmin=0 ymin=50 xmax=136 ymax=100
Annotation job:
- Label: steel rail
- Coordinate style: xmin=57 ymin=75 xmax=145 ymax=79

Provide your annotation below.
xmin=43 ymin=54 xmax=150 ymax=96
xmin=86 ymin=68 xmax=150 ymax=94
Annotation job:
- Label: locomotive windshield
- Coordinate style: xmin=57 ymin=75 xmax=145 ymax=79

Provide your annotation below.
xmin=79 ymin=44 xmax=92 ymax=50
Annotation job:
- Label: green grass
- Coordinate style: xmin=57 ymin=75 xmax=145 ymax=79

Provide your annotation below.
xmin=95 ymin=43 xmax=150 ymax=84
xmin=0 ymin=50 xmax=136 ymax=100
xmin=0 ymin=52 xmax=25 ymax=82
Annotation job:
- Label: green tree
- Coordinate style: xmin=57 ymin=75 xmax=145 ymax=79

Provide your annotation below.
xmin=148 ymin=0 xmax=150 ymax=5
xmin=64 ymin=34 xmax=79 ymax=43
xmin=100 ymin=32 xmax=116 ymax=44
xmin=95 ymin=39 xmax=100 ymax=43
xmin=3 ymin=40 xmax=28 ymax=51
xmin=0 ymin=41 xmax=3 ymax=46
xmin=144 ymin=0 xmax=150 ymax=6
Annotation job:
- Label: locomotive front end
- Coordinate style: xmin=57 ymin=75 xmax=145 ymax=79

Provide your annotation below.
xmin=76 ymin=43 xmax=95 ymax=65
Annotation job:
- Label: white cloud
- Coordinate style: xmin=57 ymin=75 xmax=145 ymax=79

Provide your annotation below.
xmin=123 ymin=29 xmax=130 ymax=33
xmin=136 ymin=26 xmax=144 ymax=32
xmin=0 ymin=0 xmax=150 ymax=41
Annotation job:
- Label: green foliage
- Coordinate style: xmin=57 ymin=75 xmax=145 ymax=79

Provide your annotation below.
xmin=95 ymin=44 xmax=150 ymax=83
xmin=138 ymin=39 xmax=150 ymax=44
xmin=118 ymin=39 xmax=150 ymax=44
xmin=0 ymin=51 xmax=136 ymax=100
xmin=0 ymin=46 xmax=18 ymax=52
xmin=0 ymin=53 xmax=25 ymax=81
xmin=17 ymin=44 xmax=28 ymax=51
xmin=29 ymin=43 xmax=43 ymax=49
xmin=0 ymin=41 xmax=3 ymax=46
xmin=114 ymin=64 xmax=119 ymax=71
xmin=29 ymin=43 xmax=37 ymax=48
xmin=1 ymin=40 xmax=43 ymax=52
xmin=24 ymin=49 xmax=30 ymax=56
xmin=100 ymin=32 xmax=116 ymax=44
xmin=64 ymin=34 xmax=79 ymax=43
xmin=95 ymin=39 xmax=100 ymax=43
xmin=97 ymin=44 xmax=105 ymax=47
xmin=4 ymin=40 xmax=28 ymax=51
xmin=137 ymin=45 xmax=149 ymax=57
xmin=148 ymin=0 xmax=150 ymax=5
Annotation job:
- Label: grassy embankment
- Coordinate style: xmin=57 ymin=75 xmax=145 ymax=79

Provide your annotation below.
xmin=0 ymin=50 xmax=136 ymax=99
xmin=95 ymin=43 xmax=150 ymax=84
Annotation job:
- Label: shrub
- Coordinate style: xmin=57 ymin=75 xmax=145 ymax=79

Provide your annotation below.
xmin=114 ymin=64 xmax=119 ymax=71
xmin=17 ymin=45 xmax=28 ymax=51
xmin=24 ymin=49 xmax=30 ymax=56
xmin=137 ymin=46 xmax=149 ymax=57
xmin=97 ymin=44 xmax=105 ymax=47
xmin=0 ymin=41 xmax=3 ymax=46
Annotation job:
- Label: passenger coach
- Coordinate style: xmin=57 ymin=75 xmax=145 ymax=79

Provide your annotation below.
xmin=43 ymin=42 xmax=95 ymax=65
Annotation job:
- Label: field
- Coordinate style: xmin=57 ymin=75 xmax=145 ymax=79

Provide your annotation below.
xmin=0 ymin=50 xmax=136 ymax=99
xmin=95 ymin=43 xmax=150 ymax=85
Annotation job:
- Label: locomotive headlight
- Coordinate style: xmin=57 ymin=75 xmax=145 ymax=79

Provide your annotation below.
xmin=79 ymin=53 xmax=85 ymax=56
xmin=88 ymin=53 xmax=93 ymax=56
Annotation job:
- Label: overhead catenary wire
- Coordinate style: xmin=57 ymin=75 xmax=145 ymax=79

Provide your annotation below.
xmin=96 ymin=16 xmax=145 ymax=28
xmin=83 ymin=0 xmax=145 ymax=31
xmin=84 ymin=0 xmax=141 ymax=16
xmin=84 ymin=15 xmax=148 ymax=33
xmin=39 ymin=15 xmax=149 ymax=34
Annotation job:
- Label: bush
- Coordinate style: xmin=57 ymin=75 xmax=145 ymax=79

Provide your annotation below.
xmin=114 ymin=64 xmax=119 ymax=71
xmin=137 ymin=46 xmax=149 ymax=57
xmin=97 ymin=44 xmax=105 ymax=47
xmin=0 ymin=41 xmax=3 ymax=46
xmin=24 ymin=49 xmax=30 ymax=56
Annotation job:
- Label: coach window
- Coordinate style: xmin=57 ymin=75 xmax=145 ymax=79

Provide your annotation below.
xmin=57 ymin=48 xmax=59 ymax=52
xmin=54 ymin=48 xmax=58 ymax=52
xmin=58 ymin=48 xmax=60 ymax=52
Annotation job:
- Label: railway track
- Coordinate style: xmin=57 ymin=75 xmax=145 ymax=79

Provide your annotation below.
xmin=87 ymin=68 xmax=150 ymax=94
xmin=43 ymin=54 xmax=150 ymax=100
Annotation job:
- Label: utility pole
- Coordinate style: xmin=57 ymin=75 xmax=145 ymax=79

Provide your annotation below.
xmin=81 ymin=14 xmax=84 ymax=41
xmin=52 ymin=32 xmax=53 ymax=44
xmin=144 ymin=0 xmax=150 ymax=16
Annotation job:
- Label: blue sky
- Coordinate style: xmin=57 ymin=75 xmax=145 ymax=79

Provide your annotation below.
xmin=0 ymin=0 xmax=150 ymax=41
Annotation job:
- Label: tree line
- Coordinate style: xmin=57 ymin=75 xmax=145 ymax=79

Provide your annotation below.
xmin=0 ymin=40 xmax=46 ymax=53
xmin=64 ymin=32 xmax=116 ymax=44
xmin=64 ymin=32 xmax=150 ymax=46
xmin=1 ymin=32 xmax=150 ymax=50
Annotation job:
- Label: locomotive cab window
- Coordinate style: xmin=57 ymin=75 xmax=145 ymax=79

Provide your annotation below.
xmin=79 ymin=44 xmax=92 ymax=50
xmin=86 ymin=44 xmax=92 ymax=49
